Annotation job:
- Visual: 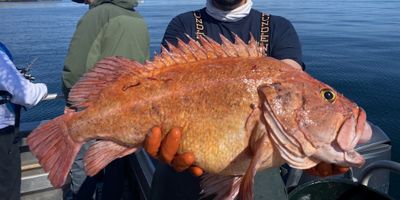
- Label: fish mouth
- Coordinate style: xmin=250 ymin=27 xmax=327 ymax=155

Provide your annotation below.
xmin=312 ymin=144 xmax=366 ymax=168
xmin=336 ymin=107 xmax=372 ymax=151
xmin=312 ymin=108 xmax=372 ymax=168
xmin=262 ymin=97 xmax=372 ymax=169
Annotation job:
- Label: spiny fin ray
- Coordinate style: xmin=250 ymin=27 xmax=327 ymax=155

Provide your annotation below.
xmin=68 ymin=34 xmax=264 ymax=111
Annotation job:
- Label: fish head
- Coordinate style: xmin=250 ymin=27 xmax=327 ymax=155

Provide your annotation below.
xmin=258 ymin=71 xmax=372 ymax=169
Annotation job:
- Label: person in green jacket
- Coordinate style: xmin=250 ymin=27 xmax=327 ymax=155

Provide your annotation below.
xmin=62 ymin=0 xmax=149 ymax=199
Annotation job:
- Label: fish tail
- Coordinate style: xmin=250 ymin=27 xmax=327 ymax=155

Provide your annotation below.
xmin=27 ymin=113 xmax=83 ymax=188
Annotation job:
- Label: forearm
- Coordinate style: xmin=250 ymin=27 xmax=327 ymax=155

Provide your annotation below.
xmin=11 ymin=83 xmax=47 ymax=107
xmin=281 ymin=59 xmax=303 ymax=70
xmin=0 ymin=52 xmax=47 ymax=107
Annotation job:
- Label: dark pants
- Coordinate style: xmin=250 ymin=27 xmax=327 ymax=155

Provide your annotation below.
xmin=151 ymin=163 xmax=202 ymax=200
xmin=150 ymin=162 xmax=288 ymax=200
xmin=69 ymin=155 xmax=140 ymax=200
xmin=0 ymin=130 xmax=21 ymax=200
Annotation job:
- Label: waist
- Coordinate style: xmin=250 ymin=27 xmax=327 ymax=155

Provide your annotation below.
xmin=0 ymin=105 xmax=16 ymax=126
xmin=0 ymin=125 xmax=15 ymax=135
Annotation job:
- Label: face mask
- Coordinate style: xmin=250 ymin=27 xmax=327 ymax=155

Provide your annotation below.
xmin=206 ymin=0 xmax=253 ymax=22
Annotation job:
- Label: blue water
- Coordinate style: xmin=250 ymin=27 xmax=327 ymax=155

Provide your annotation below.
xmin=1 ymin=0 xmax=399 ymax=198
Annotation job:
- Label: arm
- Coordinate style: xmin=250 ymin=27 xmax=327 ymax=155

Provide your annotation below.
xmin=281 ymin=59 xmax=302 ymax=70
xmin=271 ymin=16 xmax=305 ymax=70
xmin=0 ymin=51 xmax=47 ymax=107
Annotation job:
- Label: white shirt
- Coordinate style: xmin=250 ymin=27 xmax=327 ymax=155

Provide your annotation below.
xmin=0 ymin=51 xmax=48 ymax=128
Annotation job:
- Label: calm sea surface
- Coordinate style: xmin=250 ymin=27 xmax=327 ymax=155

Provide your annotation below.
xmin=1 ymin=0 xmax=399 ymax=198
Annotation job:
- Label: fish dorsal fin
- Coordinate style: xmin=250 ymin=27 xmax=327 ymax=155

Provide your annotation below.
xmin=68 ymin=35 xmax=264 ymax=110
xmin=68 ymin=57 xmax=147 ymax=110
xmin=162 ymin=34 xmax=264 ymax=64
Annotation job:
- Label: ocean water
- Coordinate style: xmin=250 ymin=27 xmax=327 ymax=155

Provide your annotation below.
xmin=1 ymin=0 xmax=399 ymax=198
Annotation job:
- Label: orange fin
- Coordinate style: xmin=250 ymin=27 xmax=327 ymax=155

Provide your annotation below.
xmin=27 ymin=113 xmax=83 ymax=188
xmin=200 ymin=173 xmax=242 ymax=200
xmin=84 ymin=141 xmax=137 ymax=176
xmin=69 ymin=35 xmax=264 ymax=111
xmin=239 ymin=132 xmax=270 ymax=200
xmin=68 ymin=57 xmax=146 ymax=110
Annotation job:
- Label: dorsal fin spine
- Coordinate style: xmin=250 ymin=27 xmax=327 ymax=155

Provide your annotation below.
xmin=177 ymin=39 xmax=198 ymax=62
xmin=198 ymin=36 xmax=218 ymax=59
xmin=233 ymin=34 xmax=250 ymax=58
xmin=204 ymin=35 xmax=228 ymax=58
xmin=187 ymin=36 xmax=208 ymax=60
xmin=166 ymin=41 xmax=189 ymax=63
xmin=68 ymin=35 xmax=264 ymax=110
xmin=219 ymin=34 xmax=239 ymax=57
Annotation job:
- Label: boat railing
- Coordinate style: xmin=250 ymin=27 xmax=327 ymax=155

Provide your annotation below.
xmin=361 ymin=160 xmax=400 ymax=186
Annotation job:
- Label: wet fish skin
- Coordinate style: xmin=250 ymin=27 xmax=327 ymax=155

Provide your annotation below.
xmin=27 ymin=35 xmax=372 ymax=200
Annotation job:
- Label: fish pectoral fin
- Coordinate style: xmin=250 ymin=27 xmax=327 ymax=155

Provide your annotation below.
xmin=200 ymin=173 xmax=242 ymax=200
xmin=84 ymin=141 xmax=137 ymax=176
xmin=239 ymin=132 xmax=270 ymax=200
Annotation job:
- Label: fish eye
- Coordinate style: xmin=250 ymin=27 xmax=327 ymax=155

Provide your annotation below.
xmin=320 ymin=88 xmax=336 ymax=103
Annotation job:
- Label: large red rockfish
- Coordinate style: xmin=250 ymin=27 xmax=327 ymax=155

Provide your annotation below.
xmin=27 ymin=35 xmax=372 ymax=200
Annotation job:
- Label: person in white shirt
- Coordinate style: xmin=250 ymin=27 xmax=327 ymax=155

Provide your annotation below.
xmin=0 ymin=42 xmax=47 ymax=200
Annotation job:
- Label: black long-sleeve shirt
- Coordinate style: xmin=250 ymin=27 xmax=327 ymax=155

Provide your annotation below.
xmin=162 ymin=8 xmax=305 ymax=69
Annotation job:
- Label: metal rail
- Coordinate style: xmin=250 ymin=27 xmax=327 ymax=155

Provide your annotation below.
xmin=361 ymin=160 xmax=400 ymax=186
xmin=43 ymin=93 xmax=64 ymax=101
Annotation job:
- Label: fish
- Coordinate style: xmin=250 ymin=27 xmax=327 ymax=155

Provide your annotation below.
xmin=27 ymin=35 xmax=372 ymax=200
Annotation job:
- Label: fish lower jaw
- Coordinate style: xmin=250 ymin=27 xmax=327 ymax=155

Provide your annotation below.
xmin=344 ymin=150 xmax=365 ymax=168
xmin=312 ymin=148 xmax=365 ymax=168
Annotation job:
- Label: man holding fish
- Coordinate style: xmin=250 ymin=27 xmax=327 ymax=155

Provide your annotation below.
xmin=25 ymin=0 xmax=372 ymax=200
xmin=145 ymin=0 xmax=360 ymax=199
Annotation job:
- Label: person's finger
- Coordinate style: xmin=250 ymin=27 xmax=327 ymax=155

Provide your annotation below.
xmin=333 ymin=166 xmax=350 ymax=175
xmin=316 ymin=162 xmax=333 ymax=177
xmin=64 ymin=106 xmax=75 ymax=114
xmin=159 ymin=127 xmax=182 ymax=164
xmin=304 ymin=167 xmax=319 ymax=176
xmin=144 ymin=127 xmax=162 ymax=158
xmin=171 ymin=152 xmax=195 ymax=172
xmin=189 ymin=166 xmax=204 ymax=177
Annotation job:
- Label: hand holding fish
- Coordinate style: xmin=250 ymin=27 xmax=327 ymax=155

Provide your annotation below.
xmin=305 ymin=162 xmax=349 ymax=177
xmin=144 ymin=126 xmax=204 ymax=176
xmin=145 ymin=127 xmax=349 ymax=177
